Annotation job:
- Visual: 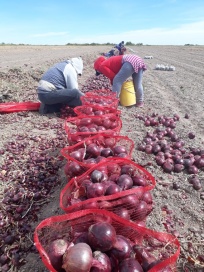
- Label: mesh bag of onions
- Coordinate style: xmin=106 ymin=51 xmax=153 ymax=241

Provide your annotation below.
xmin=61 ymin=134 xmax=135 ymax=171
xmin=34 ymin=209 xmax=180 ymax=272
xmin=74 ymin=104 xmax=121 ymax=117
xmin=80 ymin=94 xmax=119 ymax=109
xmin=85 ymin=89 xmax=117 ymax=98
xmin=64 ymin=114 xmax=122 ymax=145
xmin=60 ymin=157 xmax=156 ymax=223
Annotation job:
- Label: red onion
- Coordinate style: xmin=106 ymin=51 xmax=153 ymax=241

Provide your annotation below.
xmin=115 ymin=208 xmax=130 ymax=220
xmin=188 ymin=132 xmax=195 ymax=139
xmin=107 ymin=163 xmax=121 ymax=175
xmin=79 ymin=118 xmax=92 ymax=126
xmin=119 ymin=258 xmax=143 ymax=272
xmin=121 ymin=165 xmax=134 ymax=175
xmin=87 ymin=144 xmax=101 ymax=158
xmin=121 ymin=194 xmax=140 ymax=209
xmin=91 ymin=251 xmax=111 ymax=272
xmin=74 ymin=232 xmax=89 ymax=244
xmin=48 ymin=239 xmax=69 ymax=271
xmin=113 ymin=146 xmax=127 ymax=155
xmin=104 ymin=138 xmax=116 ymax=148
xmin=86 ymin=183 xmax=105 ymax=198
xmin=132 ymin=175 xmax=148 ymax=187
xmin=162 ymin=161 xmax=174 ymax=173
xmin=117 ymin=174 xmax=133 ymax=190
xmin=132 ymin=201 xmax=148 ymax=220
xmin=133 ymin=245 xmax=159 ymax=271
xmin=91 ymin=170 xmax=105 ymax=183
xmin=187 ymin=165 xmax=198 ymax=174
xmin=174 ymin=164 xmax=184 ymax=173
xmin=101 ymin=148 xmax=114 ymax=158
xmin=88 ymin=222 xmax=116 ymax=252
xmin=141 ymin=191 xmax=153 ymax=204
xmin=105 ymin=184 xmax=121 ymax=195
xmin=109 ymin=235 xmax=132 ymax=260
xmin=64 ymin=161 xmax=83 ymax=177
xmin=62 ymin=243 xmax=93 ymax=272
xmin=70 ymin=149 xmax=84 ymax=161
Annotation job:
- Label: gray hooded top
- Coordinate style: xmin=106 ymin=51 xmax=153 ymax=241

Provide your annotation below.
xmin=38 ymin=57 xmax=83 ymax=92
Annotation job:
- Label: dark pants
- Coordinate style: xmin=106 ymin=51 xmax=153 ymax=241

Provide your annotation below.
xmin=38 ymin=88 xmax=84 ymax=113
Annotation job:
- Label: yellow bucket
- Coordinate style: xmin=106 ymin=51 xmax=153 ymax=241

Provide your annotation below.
xmin=120 ymin=81 xmax=136 ymax=106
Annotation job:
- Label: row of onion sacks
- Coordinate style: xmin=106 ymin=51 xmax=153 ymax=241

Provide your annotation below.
xmin=34 ymin=90 xmax=180 ymax=271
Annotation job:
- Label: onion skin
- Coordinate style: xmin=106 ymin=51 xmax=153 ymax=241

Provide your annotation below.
xmin=62 ymin=243 xmax=93 ymax=272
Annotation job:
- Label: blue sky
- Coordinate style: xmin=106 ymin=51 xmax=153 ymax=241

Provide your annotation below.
xmin=1 ymin=0 xmax=204 ymax=45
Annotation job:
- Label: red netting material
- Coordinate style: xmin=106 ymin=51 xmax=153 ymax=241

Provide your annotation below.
xmin=74 ymin=104 xmax=121 ymax=117
xmin=61 ymin=134 xmax=135 ymax=168
xmin=85 ymin=89 xmax=117 ymax=98
xmin=0 ymin=101 xmax=40 ymax=113
xmin=60 ymin=158 xmax=156 ymax=222
xmin=64 ymin=114 xmax=122 ymax=145
xmin=34 ymin=209 xmax=180 ymax=272
xmin=81 ymin=94 xmax=119 ymax=109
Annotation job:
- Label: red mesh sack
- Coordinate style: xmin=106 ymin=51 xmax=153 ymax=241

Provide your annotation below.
xmin=34 ymin=209 xmax=180 ymax=272
xmin=61 ymin=134 xmax=134 ymax=169
xmin=64 ymin=114 xmax=122 ymax=145
xmin=74 ymin=104 xmax=121 ymax=117
xmin=81 ymin=94 xmax=119 ymax=109
xmin=85 ymin=89 xmax=117 ymax=98
xmin=60 ymin=158 xmax=156 ymax=222
xmin=0 ymin=101 xmax=40 ymax=113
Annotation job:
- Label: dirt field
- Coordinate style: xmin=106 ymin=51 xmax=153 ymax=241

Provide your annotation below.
xmin=0 ymin=45 xmax=204 ymax=272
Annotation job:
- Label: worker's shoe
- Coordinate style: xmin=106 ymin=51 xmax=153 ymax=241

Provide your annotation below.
xmin=135 ymin=102 xmax=144 ymax=108
xmin=39 ymin=103 xmax=48 ymax=115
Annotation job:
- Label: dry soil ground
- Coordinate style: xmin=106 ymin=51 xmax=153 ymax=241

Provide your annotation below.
xmin=0 ymin=45 xmax=204 ymax=272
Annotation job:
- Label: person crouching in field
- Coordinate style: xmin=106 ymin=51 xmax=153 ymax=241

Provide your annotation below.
xmin=94 ymin=54 xmax=146 ymax=107
xmin=37 ymin=57 xmax=84 ymax=114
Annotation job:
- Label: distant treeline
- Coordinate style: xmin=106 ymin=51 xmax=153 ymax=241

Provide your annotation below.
xmin=0 ymin=42 xmax=143 ymax=46
xmin=0 ymin=42 xmax=200 ymax=46
xmin=66 ymin=42 xmax=144 ymax=46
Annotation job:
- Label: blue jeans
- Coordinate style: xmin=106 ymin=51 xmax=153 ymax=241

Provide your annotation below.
xmin=38 ymin=88 xmax=84 ymax=107
xmin=112 ymin=62 xmax=144 ymax=102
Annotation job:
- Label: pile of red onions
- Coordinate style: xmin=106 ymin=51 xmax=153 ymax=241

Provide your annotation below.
xmin=63 ymin=139 xmax=133 ymax=177
xmin=81 ymin=74 xmax=112 ymax=93
xmin=74 ymin=105 xmax=119 ymax=117
xmin=65 ymin=115 xmax=121 ymax=145
xmin=46 ymin=221 xmax=172 ymax=272
xmin=81 ymin=95 xmax=118 ymax=108
xmin=62 ymin=161 xmax=153 ymax=222
xmin=135 ymin=113 xmax=204 ymax=184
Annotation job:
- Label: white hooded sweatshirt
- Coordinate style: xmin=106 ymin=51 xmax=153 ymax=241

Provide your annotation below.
xmin=38 ymin=57 xmax=83 ymax=92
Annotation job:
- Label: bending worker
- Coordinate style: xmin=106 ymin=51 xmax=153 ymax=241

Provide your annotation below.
xmin=94 ymin=54 xmax=146 ymax=107
xmin=37 ymin=57 xmax=84 ymax=114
